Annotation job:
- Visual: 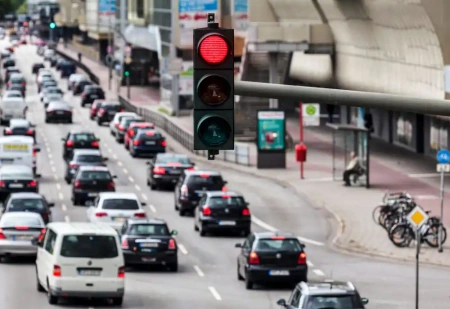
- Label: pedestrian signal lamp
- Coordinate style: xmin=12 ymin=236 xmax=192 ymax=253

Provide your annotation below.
xmin=49 ymin=22 xmax=56 ymax=29
xmin=193 ymin=13 xmax=234 ymax=159
xmin=124 ymin=71 xmax=130 ymax=77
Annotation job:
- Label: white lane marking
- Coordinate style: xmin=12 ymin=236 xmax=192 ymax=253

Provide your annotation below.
xmin=62 ymin=204 xmax=67 ymax=211
xmin=193 ymin=265 xmax=205 ymax=277
xmin=313 ymin=269 xmax=325 ymax=277
xmin=46 ymin=147 xmax=51 ymax=153
xmin=56 ymin=183 xmax=61 ymax=190
xmin=416 ymin=195 xmax=439 ymax=200
xmin=54 ymin=175 xmax=59 ymax=181
xmin=51 ymin=166 xmax=56 ymax=173
xmin=178 ymin=244 xmax=188 ymax=255
xmin=64 ymin=215 xmax=70 ymax=222
xmin=208 ymin=287 xmax=222 ymax=301
xmin=117 ymin=161 xmax=123 ymax=166
xmin=49 ymin=160 xmax=54 ymax=166
xmin=135 ymin=184 xmax=141 ymax=191
xmin=107 ymin=148 xmax=112 ymax=153
xmin=149 ymin=205 xmax=156 ymax=213
xmin=103 ymin=143 xmax=108 ymax=148
xmin=58 ymin=193 xmax=64 ymax=200
xmin=408 ymin=173 xmax=440 ymax=178
xmin=123 ymin=168 xmax=128 ymax=174
xmin=251 ymin=216 xmax=324 ymax=246
xmin=307 ymin=260 xmax=314 ymax=267
xmin=113 ymin=154 xmax=117 ymax=160
xmin=128 ymin=176 xmax=134 ymax=183
xmin=141 ymin=194 xmax=148 ymax=201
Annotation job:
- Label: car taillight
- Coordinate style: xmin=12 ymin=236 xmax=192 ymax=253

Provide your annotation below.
xmin=161 ymin=141 xmax=167 ymax=147
xmin=28 ymin=180 xmax=37 ymax=187
xmin=134 ymin=212 xmax=146 ymax=218
xmin=107 ymin=181 xmax=115 ymax=189
xmin=74 ymin=180 xmax=81 ymax=188
xmin=99 ymin=108 xmax=105 ymax=115
xmin=53 ymin=265 xmax=61 ymax=277
xmin=91 ymin=141 xmax=99 ymax=147
xmin=33 ymin=150 xmax=37 ymax=157
xmin=121 ymin=238 xmax=128 ymax=249
xmin=95 ymin=212 xmax=107 ymax=217
xmin=0 ymin=181 xmax=5 ymax=187
xmin=38 ymin=228 xmax=46 ymax=241
xmin=119 ymin=126 xmax=124 ymax=131
xmin=133 ymin=140 xmax=141 ymax=146
xmin=81 ymin=93 xmax=86 ymax=98
xmin=298 ymin=252 xmax=307 ymax=265
xmin=21 ymin=82 xmax=25 ymax=86
xmin=202 ymin=207 xmax=211 ymax=216
xmin=168 ymin=239 xmax=176 ymax=250
xmin=242 ymin=208 xmax=250 ymax=216
xmin=186 ymin=167 xmax=195 ymax=171
xmin=115 ymin=123 xmax=120 ymax=128
xmin=4 ymin=129 xmax=11 ymax=134
xmin=66 ymin=140 xmax=74 ymax=147
xmin=27 ymin=129 xmax=33 ymax=135
xmin=69 ymin=163 xmax=79 ymax=169
xmin=120 ymin=109 xmax=124 ymax=112
xmin=222 ymin=186 xmax=227 ymax=191
xmin=249 ymin=252 xmax=260 ymax=265
xmin=153 ymin=167 xmax=165 ymax=175
xmin=118 ymin=266 xmax=125 ymax=278
xmin=0 ymin=228 xmax=5 ymax=239
xmin=7 ymin=82 xmax=11 ymax=87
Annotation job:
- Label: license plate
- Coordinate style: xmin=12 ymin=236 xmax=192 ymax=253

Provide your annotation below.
xmin=79 ymin=270 xmax=101 ymax=276
xmin=56 ymin=111 xmax=64 ymax=114
xmin=142 ymin=257 xmax=156 ymax=262
xmin=16 ymin=235 xmax=33 ymax=241
xmin=170 ymin=170 xmax=181 ymax=174
xmin=219 ymin=221 xmax=236 ymax=226
xmin=9 ymin=183 xmax=23 ymax=188
xmin=88 ymin=193 xmax=98 ymax=197
xmin=113 ymin=217 xmax=125 ymax=222
xmin=140 ymin=243 xmax=158 ymax=247
xmin=145 ymin=141 xmax=156 ymax=145
xmin=269 ymin=270 xmax=290 ymax=276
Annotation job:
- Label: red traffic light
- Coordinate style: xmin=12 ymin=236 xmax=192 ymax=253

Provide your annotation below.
xmin=199 ymin=35 xmax=229 ymax=64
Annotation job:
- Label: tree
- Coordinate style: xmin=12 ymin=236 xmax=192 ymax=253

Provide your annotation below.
xmin=16 ymin=0 xmax=27 ymax=14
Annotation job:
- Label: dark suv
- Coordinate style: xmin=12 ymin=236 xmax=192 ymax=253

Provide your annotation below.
xmin=81 ymin=85 xmax=105 ymax=107
xmin=276 ymin=280 xmax=369 ymax=309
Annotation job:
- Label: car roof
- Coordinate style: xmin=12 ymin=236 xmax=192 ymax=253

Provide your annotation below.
xmin=298 ymin=281 xmax=357 ymax=296
xmin=99 ymin=192 xmax=138 ymax=200
xmin=78 ymin=165 xmax=109 ymax=172
xmin=69 ymin=130 xmax=96 ymax=135
xmin=8 ymin=192 xmax=43 ymax=199
xmin=9 ymin=119 xmax=29 ymax=127
xmin=46 ymin=222 xmax=118 ymax=236
xmin=0 ymin=164 xmax=32 ymax=173
xmin=73 ymin=149 xmax=101 ymax=155
xmin=0 ymin=135 xmax=33 ymax=143
xmin=252 ymin=231 xmax=297 ymax=239
xmin=206 ymin=191 xmax=243 ymax=198
xmin=127 ymin=218 xmax=167 ymax=225
xmin=186 ymin=170 xmax=221 ymax=176
xmin=0 ymin=211 xmax=43 ymax=221
xmin=5 ymin=90 xmax=21 ymax=94
xmin=115 ymin=112 xmax=136 ymax=117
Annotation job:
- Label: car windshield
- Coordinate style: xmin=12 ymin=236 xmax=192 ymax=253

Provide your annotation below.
xmin=60 ymin=235 xmax=118 ymax=258
xmin=305 ymin=295 xmax=358 ymax=309
xmin=124 ymin=119 xmax=143 ymax=128
xmin=47 ymin=89 xmax=62 ymax=94
xmin=79 ymin=171 xmax=111 ymax=180
xmin=102 ymin=198 xmax=139 ymax=210
xmin=73 ymin=133 xmax=96 ymax=141
xmin=209 ymin=196 xmax=246 ymax=208
xmin=156 ymin=155 xmax=190 ymax=165
xmin=6 ymin=93 xmax=21 ymax=98
xmin=8 ymin=198 xmax=45 ymax=210
xmin=1 ymin=216 xmax=42 ymax=227
xmin=129 ymin=224 xmax=169 ymax=236
xmin=255 ymin=239 xmax=303 ymax=252
xmin=76 ymin=154 xmax=102 ymax=163
xmin=186 ymin=175 xmax=224 ymax=191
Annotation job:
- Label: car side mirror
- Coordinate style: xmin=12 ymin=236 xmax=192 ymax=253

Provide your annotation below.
xmin=112 ymin=175 xmax=117 ymax=178
xmin=235 ymin=243 xmax=242 ymax=248
xmin=276 ymin=299 xmax=286 ymax=307
xmin=102 ymin=157 xmax=108 ymax=161
xmin=35 ymin=174 xmax=41 ymax=178
xmin=141 ymin=202 xmax=147 ymax=206
xmin=171 ymin=230 xmax=178 ymax=236
xmin=223 ymin=181 xmax=228 ymax=185
xmin=361 ymin=298 xmax=369 ymax=305
xmin=48 ymin=202 xmax=55 ymax=207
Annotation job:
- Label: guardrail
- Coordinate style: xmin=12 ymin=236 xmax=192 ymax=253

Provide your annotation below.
xmin=54 ymin=47 xmax=100 ymax=85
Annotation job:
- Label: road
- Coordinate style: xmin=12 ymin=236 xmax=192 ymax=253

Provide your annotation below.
xmin=0 ymin=40 xmax=449 ymax=308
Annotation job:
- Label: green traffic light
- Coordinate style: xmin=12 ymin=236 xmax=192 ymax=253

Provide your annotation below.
xmin=49 ymin=23 xmax=56 ymax=29
xmin=197 ymin=115 xmax=231 ymax=146
xmin=124 ymin=71 xmax=130 ymax=77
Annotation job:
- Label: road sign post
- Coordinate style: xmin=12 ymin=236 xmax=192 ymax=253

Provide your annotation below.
xmin=436 ymin=149 xmax=450 ymax=253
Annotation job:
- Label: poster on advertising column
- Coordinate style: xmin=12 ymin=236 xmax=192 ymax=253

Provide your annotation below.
xmin=257 ymin=110 xmax=286 ymax=151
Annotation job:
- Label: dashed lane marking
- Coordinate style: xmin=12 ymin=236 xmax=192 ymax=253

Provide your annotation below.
xmin=123 ymin=168 xmax=128 ymax=174
xmin=113 ymin=154 xmax=117 ymax=160
xmin=313 ymin=269 xmax=325 ymax=277
xmin=208 ymin=287 xmax=222 ymax=301
xmin=149 ymin=205 xmax=156 ymax=213
xmin=50 ymin=160 xmax=54 ymax=166
xmin=178 ymin=244 xmax=188 ymax=255
xmin=62 ymin=204 xmax=67 ymax=211
xmin=107 ymin=148 xmax=112 ymax=153
xmin=193 ymin=265 xmax=205 ymax=277
xmin=64 ymin=215 xmax=70 ymax=222
xmin=141 ymin=194 xmax=148 ymax=201
xmin=117 ymin=161 xmax=123 ymax=167
xmin=51 ymin=166 xmax=56 ymax=173
xmin=128 ymin=176 xmax=134 ymax=183
xmin=58 ymin=193 xmax=64 ymax=200
xmin=54 ymin=175 xmax=59 ymax=181
xmin=48 ymin=153 xmax=53 ymax=159
xmin=307 ymin=260 xmax=314 ymax=267
xmin=56 ymin=183 xmax=61 ymax=190
xmin=135 ymin=184 xmax=141 ymax=191
xmin=46 ymin=147 xmax=51 ymax=153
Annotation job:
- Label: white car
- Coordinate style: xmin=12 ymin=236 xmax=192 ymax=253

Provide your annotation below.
xmin=43 ymin=94 xmax=63 ymax=108
xmin=40 ymin=87 xmax=63 ymax=101
xmin=2 ymin=90 xmax=23 ymax=99
xmin=109 ymin=112 xmax=138 ymax=136
xmin=43 ymin=48 xmax=55 ymax=60
xmin=68 ymin=74 xmax=87 ymax=91
xmin=86 ymin=192 xmax=147 ymax=230
xmin=35 ymin=222 xmax=125 ymax=305
xmin=37 ymin=71 xmax=53 ymax=85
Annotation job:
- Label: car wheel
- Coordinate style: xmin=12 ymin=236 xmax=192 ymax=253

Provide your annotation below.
xmin=237 ymin=263 xmax=244 ymax=281
xmin=245 ymin=273 xmax=254 ymax=290
xmin=47 ymin=281 xmax=58 ymax=304
xmin=68 ymin=118 xmax=72 ymax=124
xmin=97 ymin=120 xmax=102 ymax=125
xmin=168 ymin=262 xmax=178 ymax=272
xmin=36 ymin=269 xmax=45 ymax=292
xmin=150 ymin=184 xmax=156 ymax=190
xmin=179 ymin=209 xmax=186 ymax=217
xmin=111 ymin=297 xmax=123 ymax=306
xmin=194 ymin=222 xmax=199 ymax=231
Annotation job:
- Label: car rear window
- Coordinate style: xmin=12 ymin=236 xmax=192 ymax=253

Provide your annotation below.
xmin=209 ymin=196 xmax=245 ymax=208
xmin=48 ymin=89 xmax=62 ymax=94
xmin=1 ymin=216 xmax=42 ymax=227
xmin=129 ymin=224 xmax=169 ymax=236
xmin=103 ymin=104 xmax=121 ymax=111
xmin=138 ymin=131 xmax=162 ymax=140
xmin=76 ymin=154 xmax=102 ymax=163
xmin=79 ymin=171 xmax=111 ymax=180
xmin=72 ymin=133 xmax=96 ymax=141
xmin=186 ymin=175 xmax=224 ymax=190
xmin=305 ymin=295 xmax=359 ymax=309
xmin=89 ymin=88 xmax=104 ymax=94
xmin=156 ymin=155 xmax=190 ymax=165
xmin=6 ymin=93 xmax=21 ymax=98
xmin=8 ymin=198 xmax=45 ymax=210
xmin=102 ymin=198 xmax=139 ymax=210
xmin=60 ymin=235 xmax=118 ymax=258
xmin=255 ymin=238 xmax=303 ymax=252
xmin=1 ymin=172 xmax=33 ymax=179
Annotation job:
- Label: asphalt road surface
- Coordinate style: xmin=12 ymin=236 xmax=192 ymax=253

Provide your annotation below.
xmin=0 ymin=40 xmax=449 ymax=309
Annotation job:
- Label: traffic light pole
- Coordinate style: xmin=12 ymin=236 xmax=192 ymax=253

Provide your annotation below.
xmin=49 ymin=27 xmax=54 ymax=42
xmin=126 ymin=75 xmax=130 ymax=99
xmin=170 ymin=6 xmax=180 ymax=117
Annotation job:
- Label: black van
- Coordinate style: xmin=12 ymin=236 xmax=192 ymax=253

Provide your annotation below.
xmin=59 ymin=61 xmax=76 ymax=78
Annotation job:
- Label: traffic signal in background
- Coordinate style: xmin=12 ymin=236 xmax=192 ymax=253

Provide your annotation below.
xmin=193 ymin=15 xmax=234 ymax=154
xmin=123 ymin=62 xmax=130 ymax=77
xmin=49 ymin=22 xmax=56 ymax=29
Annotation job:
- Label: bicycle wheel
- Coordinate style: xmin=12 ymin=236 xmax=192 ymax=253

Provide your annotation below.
xmin=372 ymin=205 xmax=383 ymax=225
xmin=424 ymin=224 xmax=447 ymax=248
xmin=389 ymin=223 xmax=413 ymax=247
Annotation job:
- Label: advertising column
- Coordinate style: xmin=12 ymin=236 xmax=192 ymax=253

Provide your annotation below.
xmin=256 ymin=110 xmax=286 ymax=168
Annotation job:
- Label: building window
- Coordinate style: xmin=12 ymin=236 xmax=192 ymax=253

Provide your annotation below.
xmin=154 ymin=0 xmax=171 ymax=10
xmin=136 ymin=0 xmax=145 ymax=19
xmin=430 ymin=118 xmax=449 ymax=154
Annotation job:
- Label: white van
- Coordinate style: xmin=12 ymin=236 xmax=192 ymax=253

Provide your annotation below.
xmin=35 ymin=222 xmax=125 ymax=305
xmin=0 ymin=97 xmax=27 ymax=125
xmin=0 ymin=136 xmax=39 ymax=175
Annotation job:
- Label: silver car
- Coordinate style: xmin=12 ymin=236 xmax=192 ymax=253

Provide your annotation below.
xmin=0 ymin=212 xmax=46 ymax=258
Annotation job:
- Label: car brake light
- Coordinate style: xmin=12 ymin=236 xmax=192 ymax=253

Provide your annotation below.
xmin=0 ymin=229 xmax=5 ymax=239
xmin=271 ymin=236 xmax=286 ymax=240
xmin=95 ymin=212 xmax=107 ymax=217
xmin=168 ymin=239 xmax=176 ymax=250
xmin=0 ymin=181 xmax=5 ymax=187
xmin=118 ymin=266 xmax=125 ymax=278
xmin=249 ymin=252 xmax=260 ymax=264
xmin=153 ymin=167 xmax=165 ymax=175
xmin=53 ymin=265 xmax=61 ymax=277
xmin=91 ymin=141 xmax=99 ymax=147
xmin=38 ymin=228 xmax=46 ymax=241
xmin=129 ymin=131 xmax=135 ymax=137
xmin=120 ymin=109 xmax=124 ymax=112
xmin=134 ymin=212 xmax=146 ymax=218
xmin=27 ymin=129 xmax=33 ymax=135
xmin=119 ymin=126 xmax=124 ymax=131
xmin=167 ymin=162 xmax=182 ymax=167
xmin=21 ymin=82 xmax=25 ymax=86
xmin=15 ymin=226 xmax=29 ymax=230
xmin=298 ymin=252 xmax=307 ymax=265
xmin=161 ymin=141 xmax=167 ymax=147
xmin=200 ymin=173 xmax=210 ymax=178
xmin=222 ymin=186 xmax=227 ymax=191
xmin=33 ymin=150 xmax=37 ymax=157
xmin=181 ymin=185 xmax=188 ymax=197
xmin=66 ymin=140 xmax=74 ymax=147
xmin=242 ymin=208 xmax=250 ymax=216
xmin=69 ymin=163 xmax=79 ymax=169
xmin=222 ymin=195 xmax=230 ymax=198
xmin=74 ymin=180 xmax=81 ymax=188
xmin=99 ymin=108 xmax=105 ymax=115
xmin=81 ymin=93 xmax=86 ymax=98
xmin=186 ymin=167 xmax=195 ymax=171
xmin=202 ymin=207 xmax=211 ymax=216
xmin=4 ymin=129 xmax=11 ymax=134
xmin=28 ymin=180 xmax=37 ymax=187
xmin=107 ymin=181 xmax=115 ymax=189
xmin=145 ymin=131 xmax=155 ymax=136
xmin=7 ymin=82 xmax=11 ymax=87
xmin=121 ymin=238 xmax=128 ymax=249
xmin=133 ymin=140 xmax=141 ymax=146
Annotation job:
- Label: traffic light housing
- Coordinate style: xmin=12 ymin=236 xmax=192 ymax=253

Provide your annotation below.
xmin=193 ymin=19 xmax=234 ymax=152
xmin=49 ymin=22 xmax=56 ymax=29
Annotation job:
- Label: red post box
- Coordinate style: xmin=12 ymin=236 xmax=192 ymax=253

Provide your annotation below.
xmin=295 ymin=143 xmax=307 ymax=162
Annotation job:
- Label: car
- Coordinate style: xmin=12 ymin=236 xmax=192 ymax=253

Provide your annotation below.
xmin=120 ymin=218 xmax=178 ymax=271
xmin=146 ymin=153 xmax=195 ymax=190
xmin=236 ymin=232 xmax=308 ymax=289
xmin=89 ymin=99 xmax=105 ymax=120
xmin=73 ymin=80 xmax=92 ymax=95
xmin=4 ymin=66 xmax=20 ymax=83
xmin=6 ymin=84 xmax=24 ymax=97
xmin=64 ymin=149 xmax=107 ymax=184
xmin=194 ymin=191 xmax=251 ymax=236
xmin=0 ymin=96 xmax=27 ymax=124
xmin=39 ymin=79 xmax=58 ymax=93
xmin=129 ymin=129 xmax=166 ymax=158
xmin=7 ymin=73 xmax=26 ymax=95
xmin=68 ymin=73 xmax=87 ymax=91
xmin=0 ymin=212 xmax=46 ymax=259
xmin=43 ymin=48 xmax=55 ymax=60
xmin=0 ymin=165 xmax=39 ymax=202
xmin=276 ymin=280 xmax=369 ymax=309
xmin=80 ymin=85 xmax=105 ymax=107
xmin=55 ymin=58 xmax=66 ymax=70
xmin=71 ymin=166 xmax=116 ymax=205
xmin=2 ymin=58 xmax=15 ymax=69
xmin=3 ymin=192 xmax=55 ymax=224
xmin=45 ymin=101 xmax=73 ymax=123
xmin=59 ymin=61 xmax=76 ymax=77
xmin=36 ymin=70 xmax=53 ymax=86
xmin=109 ymin=112 xmax=138 ymax=136
xmin=86 ymin=192 xmax=147 ymax=229
xmin=34 ymin=222 xmax=125 ymax=305
xmin=174 ymin=170 xmax=227 ymax=216
xmin=32 ymin=62 xmax=45 ymax=74
xmin=96 ymin=102 xmax=124 ymax=125
xmin=4 ymin=118 xmax=36 ymax=140
xmin=40 ymin=86 xmax=63 ymax=101
xmin=0 ymin=50 xmax=11 ymax=59
xmin=43 ymin=93 xmax=63 ymax=108
xmin=124 ymin=122 xmax=155 ymax=149
xmin=49 ymin=55 xmax=60 ymax=67
xmin=2 ymin=90 xmax=23 ymax=99
xmin=62 ymin=130 xmax=100 ymax=161
xmin=115 ymin=116 xmax=144 ymax=143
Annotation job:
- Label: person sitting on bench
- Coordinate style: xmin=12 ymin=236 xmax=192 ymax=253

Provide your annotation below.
xmin=343 ymin=151 xmax=361 ymax=186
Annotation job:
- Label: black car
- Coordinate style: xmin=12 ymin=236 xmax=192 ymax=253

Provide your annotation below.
xmin=55 ymin=58 xmax=66 ymax=70
xmin=115 ymin=116 xmax=144 ymax=143
xmin=96 ymin=103 xmax=123 ymax=124
xmin=73 ymin=80 xmax=92 ymax=95
xmin=174 ymin=170 xmax=227 ymax=216
xmin=4 ymin=118 xmax=36 ymax=141
xmin=45 ymin=101 xmax=72 ymax=124
xmin=49 ymin=56 xmax=60 ymax=67
xmin=71 ymin=166 xmax=116 ymax=205
xmin=3 ymin=192 xmax=54 ymax=224
xmin=129 ymin=129 xmax=166 ymax=158
xmin=80 ymin=85 xmax=105 ymax=107
xmin=62 ymin=130 xmax=100 ymax=161
xmin=277 ymin=280 xmax=369 ymax=309
xmin=3 ymin=58 xmax=15 ymax=69
xmin=0 ymin=165 xmax=39 ymax=202
xmin=7 ymin=74 xmax=26 ymax=94
xmin=64 ymin=149 xmax=107 ymax=184
xmin=194 ymin=191 xmax=251 ymax=236
xmin=59 ymin=61 xmax=76 ymax=77
xmin=236 ymin=232 xmax=308 ymax=289
xmin=146 ymin=153 xmax=195 ymax=190
xmin=32 ymin=62 xmax=45 ymax=74
xmin=4 ymin=67 xmax=19 ymax=82
xmin=121 ymin=218 xmax=179 ymax=271
xmin=6 ymin=84 xmax=25 ymax=96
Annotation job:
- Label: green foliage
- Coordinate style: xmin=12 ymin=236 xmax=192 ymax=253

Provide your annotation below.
xmin=16 ymin=0 xmax=27 ymax=14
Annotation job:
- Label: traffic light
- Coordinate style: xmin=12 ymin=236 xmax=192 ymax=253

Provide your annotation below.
xmin=193 ymin=14 xmax=234 ymax=155
xmin=123 ymin=62 xmax=130 ymax=77
xmin=49 ymin=22 xmax=56 ymax=29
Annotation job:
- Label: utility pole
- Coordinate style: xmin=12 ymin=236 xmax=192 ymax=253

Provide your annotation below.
xmin=170 ymin=7 xmax=180 ymax=116
xmin=108 ymin=15 xmax=112 ymax=90
xmin=119 ymin=0 xmax=126 ymax=95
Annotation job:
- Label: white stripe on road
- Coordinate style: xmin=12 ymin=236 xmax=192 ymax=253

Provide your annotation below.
xmin=123 ymin=168 xmax=128 ymax=174
xmin=112 ymin=154 xmax=117 ymax=160
xmin=178 ymin=244 xmax=188 ymax=255
xmin=56 ymin=183 xmax=61 ymax=190
xmin=49 ymin=160 xmax=54 ymax=166
xmin=51 ymin=166 xmax=56 ymax=173
xmin=408 ymin=173 xmax=440 ymax=178
xmin=193 ymin=265 xmax=205 ymax=277
xmin=128 ymin=176 xmax=134 ymax=183
xmin=141 ymin=194 xmax=148 ymax=201
xmin=54 ymin=175 xmax=59 ymax=181
xmin=313 ymin=269 xmax=325 ymax=277
xmin=135 ymin=184 xmax=141 ymax=191
xmin=58 ymin=193 xmax=64 ymax=200
xmin=208 ymin=287 xmax=222 ymax=301
xmin=61 ymin=204 xmax=67 ymax=211
xmin=307 ymin=260 xmax=314 ymax=267
xmin=118 ymin=161 xmax=123 ymax=166
xmin=149 ymin=205 xmax=156 ymax=213
xmin=48 ymin=153 xmax=53 ymax=159
xmin=64 ymin=215 xmax=70 ymax=222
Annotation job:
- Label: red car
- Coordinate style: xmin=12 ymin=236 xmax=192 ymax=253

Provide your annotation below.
xmin=124 ymin=122 xmax=155 ymax=150
xmin=90 ymin=99 xmax=105 ymax=120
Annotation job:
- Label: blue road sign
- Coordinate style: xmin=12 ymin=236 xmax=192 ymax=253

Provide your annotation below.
xmin=437 ymin=149 xmax=450 ymax=164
